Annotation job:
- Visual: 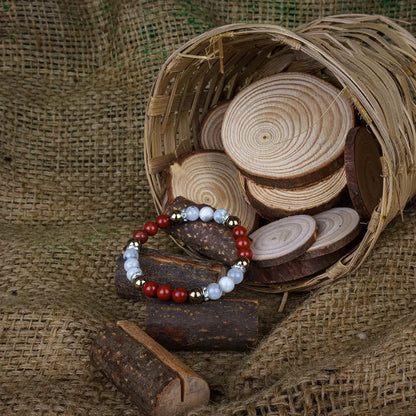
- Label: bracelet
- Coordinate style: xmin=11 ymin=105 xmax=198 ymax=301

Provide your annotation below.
xmin=121 ymin=206 xmax=252 ymax=304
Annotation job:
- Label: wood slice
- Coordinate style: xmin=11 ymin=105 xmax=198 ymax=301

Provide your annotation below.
xmin=90 ymin=321 xmax=210 ymax=416
xmin=145 ymin=298 xmax=258 ymax=351
xmin=245 ymin=207 xmax=361 ymax=284
xmin=250 ymin=215 xmax=317 ymax=268
xmin=198 ymin=101 xmax=230 ymax=151
xmin=222 ymin=72 xmax=354 ymax=188
xmin=345 ymin=126 xmax=383 ymax=219
xmin=166 ymin=150 xmax=257 ymax=232
xmin=241 ymin=167 xmax=347 ymax=220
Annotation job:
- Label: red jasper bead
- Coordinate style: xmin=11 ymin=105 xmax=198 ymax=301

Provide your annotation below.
xmin=133 ymin=229 xmax=148 ymax=243
xmin=144 ymin=221 xmax=158 ymax=236
xmin=232 ymin=226 xmax=247 ymax=239
xmin=235 ymin=236 xmax=251 ymax=249
xmin=157 ymin=284 xmax=172 ymax=301
xmin=156 ymin=214 xmax=170 ymax=229
xmin=143 ymin=281 xmax=158 ymax=297
xmin=172 ymin=287 xmax=188 ymax=303
xmin=237 ymin=248 xmax=253 ymax=260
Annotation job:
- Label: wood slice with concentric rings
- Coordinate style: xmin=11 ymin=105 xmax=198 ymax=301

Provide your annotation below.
xmin=250 ymin=215 xmax=317 ymax=267
xmin=222 ymin=72 xmax=354 ymax=188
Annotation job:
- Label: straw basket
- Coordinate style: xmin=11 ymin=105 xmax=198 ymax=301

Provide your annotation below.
xmin=144 ymin=14 xmax=416 ymax=292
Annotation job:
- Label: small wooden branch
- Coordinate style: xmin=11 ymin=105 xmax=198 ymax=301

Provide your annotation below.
xmin=145 ymin=298 xmax=258 ymax=351
xmin=90 ymin=321 xmax=210 ymax=416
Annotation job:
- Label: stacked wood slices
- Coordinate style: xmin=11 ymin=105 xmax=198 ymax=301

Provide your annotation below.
xmin=165 ymin=72 xmax=383 ymax=290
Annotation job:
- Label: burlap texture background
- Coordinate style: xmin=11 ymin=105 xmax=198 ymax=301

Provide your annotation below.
xmin=1 ymin=1 xmax=416 ymax=415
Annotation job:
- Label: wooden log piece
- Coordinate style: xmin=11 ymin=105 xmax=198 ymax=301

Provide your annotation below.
xmin=345 ymin=126 xmax=383 ymax=219
xmin=250 ymin=215 xmax=317 ymax=268
xmin=246 ymin=207 xmax=361 ymax=284
xmin=222 ymin=72 xmax=354 ymax=188
xmin=164 ymin=197 xmax=240 ymax=265
xmin=91 ymin=321 xmax=210 ymax=416
xmin=198 ymin=101 xmax=230 ymax=151
xmin=166 ymin=150 xmax=258 ymax=232
xmin=240 ymin=167 xmax=347 ymax=220
xmin=115 ymin=247 xmax=226 ymax=300
xmin=145 ymin=298 xmax=258 ymax=351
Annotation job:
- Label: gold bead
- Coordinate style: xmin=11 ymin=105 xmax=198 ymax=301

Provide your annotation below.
xmin=126 ymin=238 xmax=141 ymax=249
xmin=225 ymin=215 xmax=241 ymax=229
xmin=235 ymin=256 xmax=250 ymax=269
xmin=132 ymin=275 xmax=147 ymax=290
xmin=170 ymin=210 xmax=183 ymax=224
xmin=188 ymin=287 xmax=204 ymax=304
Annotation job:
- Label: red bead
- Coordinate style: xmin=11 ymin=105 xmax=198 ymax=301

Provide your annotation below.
xmin=172 ymin=287 xmax=188 ymax=303
xmin=133 ymin=229 xmax=148 ymax=243
xmin=143 ymin=281 xmax=158 ymax=297
xmin=144 ymin=221 xmax=158 ymax=236
xmin=237 ymin=248 xmax=253 ymax=260
xmin=157 ymin=284 xmax=172 ymax=301
xmin=156 ymin=215 xmax=170 ymax=229
xmin=235 ymin=236 xmax=251 ymax=249
xmin=232 ymin=226 xmax=247 ymax=239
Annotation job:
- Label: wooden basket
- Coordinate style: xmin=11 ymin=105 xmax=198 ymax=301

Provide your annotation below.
xmin=144 ymin=14 xmax=416 ymax=292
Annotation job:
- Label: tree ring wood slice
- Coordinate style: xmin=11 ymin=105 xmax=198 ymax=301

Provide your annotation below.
xmin=241 ymin=167 xmax=347 ymax=220
xmin=199 ymin=101 xmax=230 ymax=151
xmin=250 ymin=215 xmax=317 ymax=267
xmin=222 ymin=72 xmax=354 ymax=188
xmin=345 ymin=126 xmax=383 ymax=219
xmin=166 ymin=150 xmax=257 ymax=232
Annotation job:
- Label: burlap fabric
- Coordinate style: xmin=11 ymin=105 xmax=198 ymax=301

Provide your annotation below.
xmin=1 ymin=1 xmax=416 ymax=415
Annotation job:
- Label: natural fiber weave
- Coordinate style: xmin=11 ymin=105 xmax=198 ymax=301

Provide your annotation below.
xmin=1 ymin=1 xmax=416 ymax=415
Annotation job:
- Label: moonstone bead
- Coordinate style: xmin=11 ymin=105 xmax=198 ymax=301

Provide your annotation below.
xmin=199 ymin=206 xmax=214 ymax=222
xmin=185 ymin=206 xmax=200 ymax=221
xmin=227 ymin=267 xmax=244 ymax=284
xmin=213 ymin=209 xmax=229 ymax=224
xmin=218 ymin=276 xmax=235 ymax=293
xmin=207 ymin=283 xmax=222 ymax=300
xmin=126 ymin=267 xmax=142 ymax=281
xmin=124 ymin=257 xmax=139 ymax=272
xmin=123 ymin=248 xmax=138 ymax=260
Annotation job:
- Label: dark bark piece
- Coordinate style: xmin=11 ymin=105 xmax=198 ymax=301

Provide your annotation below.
xmin=115 ymin=247 xmax=226 ymax=300
xmin=145 ymin=298 xmax=258 ymax=351
xmin=164 ymin=197 xmax=238 ymax=266
xmin=90 ymin=321 xmax=210 ymax=416
xmin=345 ymin=126 xmax=383 ymax=219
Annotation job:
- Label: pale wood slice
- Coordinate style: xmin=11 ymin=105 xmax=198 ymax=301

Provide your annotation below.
xmin=166 ymin=150 xmax=257 ymax=232
xmin=345 ymin=126 xmax=383 ymax=219
xmin=241 ymin=167 xmax=347 ymax=220
xmin=222 ymin=72 xmax=354 ymax=188
xmin=250 ymin=215 xmax=317 ymax=268
xmin=198 ymin=101 xmax=230 ymax=151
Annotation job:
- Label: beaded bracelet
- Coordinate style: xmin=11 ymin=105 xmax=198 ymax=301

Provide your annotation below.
xmin=121 ymin=206 xmax=252 ymax=304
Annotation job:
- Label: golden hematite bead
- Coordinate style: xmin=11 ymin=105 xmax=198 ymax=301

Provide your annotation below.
xmin=188 ymin=287 xmax=204 ymax=304
xmin=225 ymin=215 xmax=241 ymax=229
xmin=235 ymin=256 xmax=250 ymax=269
xmin=126 ymin=238 xmax=141 ymax=249
xmin=169 ymin=210 xmax=183 ymax=224
xmin=132 ymin=275 xmax=147 ymax=290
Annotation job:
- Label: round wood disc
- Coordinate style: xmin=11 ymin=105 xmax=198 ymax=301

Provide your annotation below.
xmin=250 ymin=215 xmax=317 ymax=267
xmin=199 ymin=101 xmax=230 ymax=151
xmin=345 ymin=126 xmax=383 ymax=219
xmin=241 ymin=167 xmax=346 ymax=220
xmin=222 ymin=72 xmax=354 ymax=188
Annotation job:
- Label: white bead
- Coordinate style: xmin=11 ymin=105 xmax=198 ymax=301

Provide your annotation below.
xmin=227 ymin=267 xmax=244 ymax=284
xmin=218 ymin=276 xmax=235 ymax=293
xmin=213 ymin=209 xmax=229 ymax=224
xmin=126 ymin=267 xmax=142 ymax=281
xmin=123 ymin=248 xmax=138 ymax=260
xmin=185 ymin=206 xmax=200 ymax=221
xmin=199 ymin=206 xmax=214 ymax=222
xmin=124 ymin=257 xmax=139 ymax=271
xmin=207 ymin=283 xmax=222 ymax=300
